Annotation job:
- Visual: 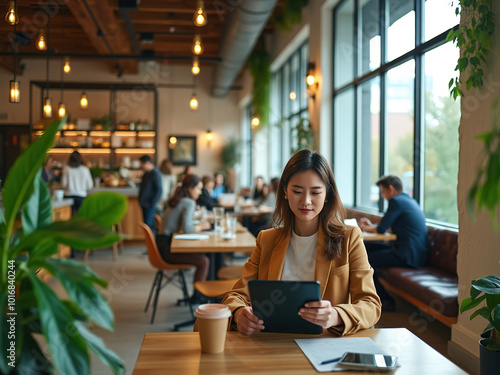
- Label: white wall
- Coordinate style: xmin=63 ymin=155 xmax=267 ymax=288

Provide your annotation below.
xmin=450 ymin=0 xmax=500 ymax=367
xmin=0 ymin=59 xmax=240 ymax=176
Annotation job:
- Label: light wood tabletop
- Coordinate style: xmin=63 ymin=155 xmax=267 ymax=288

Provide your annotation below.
xmin=170 ymin=228 xmax=256 ymax=254
xmin=362 ymin=232 xmax=397 ymax=242
xmin=133 ymin=328 xmax=467 ymax=374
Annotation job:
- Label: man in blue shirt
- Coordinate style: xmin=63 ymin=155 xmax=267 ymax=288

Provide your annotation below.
xmin=139 ymin=155 xmax=162 ymax=230
xmin=359 ymin=175 xmax=428 ymax=311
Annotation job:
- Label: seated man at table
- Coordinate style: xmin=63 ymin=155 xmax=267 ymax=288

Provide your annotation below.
xmin=358 ymin=175 xmax=428 ymax=311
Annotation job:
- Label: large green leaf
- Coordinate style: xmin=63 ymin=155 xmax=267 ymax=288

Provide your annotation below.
xmin=2 ymin=118 xmax=64 ymax=233
xmin=14 ymin=218 xmax=120 ymax=256
xmin=17 ymin=329 xmax=52 ymax=375
xmin=76 ymin=192 xmax=128 ymax=227
xmin=27 ymin=238 xmax=59 ymax=261
xmin=44 ymin=258 xmax=113 ymax=330
xmin=0 ymin=292 xmax=10 ymax=374
xmin=26 ymin=268 xmax=90 ymax=375
xmin=472 ymin=275 xmax=500 ymax=294
xmin=75 ymin=321 xmax=125 ymax=375
xmin=491 ymin=304 xmax=500 ymax=331
xmin=460 ymin=295 xmax=486 ymax=313
xmin=22 ymin=171 xmax=53 ymax=235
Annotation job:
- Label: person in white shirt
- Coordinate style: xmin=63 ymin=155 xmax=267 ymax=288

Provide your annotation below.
xmin=61 ymin=151 xmax=93 ymax=216
xmin=158 ymin=159 xmax=177 ymax=212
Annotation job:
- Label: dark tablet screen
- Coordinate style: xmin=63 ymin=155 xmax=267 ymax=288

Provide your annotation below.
xmin=248 ymin=280 xmax=322 ymax=334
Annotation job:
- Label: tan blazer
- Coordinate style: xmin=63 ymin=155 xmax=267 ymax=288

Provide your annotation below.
xmin=222 ymin=225 xmax=381 ymax=336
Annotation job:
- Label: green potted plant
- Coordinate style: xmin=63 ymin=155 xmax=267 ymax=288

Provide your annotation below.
xmin=0 ymin=118 xmax=127 ymax=374
xmin=460 ymin=275 xmax=500 ymax=374
xmin=291 ymin=118 xmax=315 ymax=154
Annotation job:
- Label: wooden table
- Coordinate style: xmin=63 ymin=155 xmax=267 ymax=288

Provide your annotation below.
xmin=133 ymin=328 xmax=467 ymax=374
xmin=362 ymin=232 xmax=397 ymax=242
xmin=171 ymin=229 xmax=256 ymax=254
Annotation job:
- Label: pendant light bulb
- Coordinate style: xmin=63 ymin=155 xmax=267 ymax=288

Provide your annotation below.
xmin=193 ymin=0 xmax=207 ymax=27
xmin=9 ymin=80 xmax=20 ymax=103
xmin=36 ymin=29 xmax=47 ymax=50
xmin=190 ymin=94 xmax=198 ymax=110
xmin=80 ymin=92 xmax=88 ymax=109
xmin=191 ymin=56 xmax=200 ymax=75
xmin=58 ymin=102 xmax=66 ymax=117
xmin=43 ymin=97 xmax=52 ymax=118
xmin=63 ymin=57 xmax=71 ymax=73
xmin=5 ymin=1 xmax=18 ymax=25
xmin=192 ymin=34 xmax=204 ymax=55
xmin=251 ymin=116 xmax=260 ymax=129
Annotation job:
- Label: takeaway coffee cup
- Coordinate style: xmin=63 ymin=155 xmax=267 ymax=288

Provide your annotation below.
xmin=194 ymin=304 xmax=231 ymax=353
xmin=53 ymin=189 xmax=64 ymax=201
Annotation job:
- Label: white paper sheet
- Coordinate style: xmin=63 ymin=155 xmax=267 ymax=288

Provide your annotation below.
xmin=295 ymin=337 xmax=386 ymax=372
xmin=173 ymin=233 xmax=210 ymax=240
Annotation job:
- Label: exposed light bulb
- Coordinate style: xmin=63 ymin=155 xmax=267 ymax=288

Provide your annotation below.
xmin=5 ymin=1 xmax=18 ymax=25
xmin=205 ymin=130 xmax=213 ymax=142
xmin=63 ymin=57 xmax=71 ymax=73
xmin=193 ymin=0 xmax=207 ymax=27
xmin=80 ymin=92 xmax=88 ymax=109
xmin=43 ymin=97 xmax=52 ymax=118
xmin=58 ymin=102 xmax=66 ymax=117
xmin=306 ymin=74 xmax=315 ymax=86
xmin=190 ymin=94 xmax=198 ymax=110
xmin=169 ymin=136 xmax=177 ymax=145
xmin=192 ymin=34 xmax=204 ymax=55
xmin=251 ymin=116 xmax=260 ymax=128
xmin=9 ymin=80 xmax=20 ymax=103
xmin=36 ymin=29 xmax=47 ymax=50
xmin=289 ymin=91 xmax=296 ymax=100
xmin=191 ymin=56 xmax=200 ymax=75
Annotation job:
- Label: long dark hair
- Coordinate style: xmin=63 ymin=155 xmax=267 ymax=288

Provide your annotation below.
xmin=167 ymin=174 xmax=201 ymax=208
xmin=68 ymin=151 xmax=83 ymax=168
xmin=272 ymin=149 xmax=346 ymax=259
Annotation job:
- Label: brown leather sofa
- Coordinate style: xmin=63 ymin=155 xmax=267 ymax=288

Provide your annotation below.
xmin=346 ymin=209 xmax=458 ymax=327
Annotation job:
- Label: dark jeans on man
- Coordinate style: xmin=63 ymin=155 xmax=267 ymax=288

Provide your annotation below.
xmin=66 ymin=195 xmax=85 ymax=258
xmin=141 ymin=205 xmax=157 ymax=231
xmin=365 ymin=242 xmax=408 ymax=305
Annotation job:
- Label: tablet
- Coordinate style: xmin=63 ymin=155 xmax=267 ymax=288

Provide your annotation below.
xmin=248 ymin=280 xmax=322 ymax=334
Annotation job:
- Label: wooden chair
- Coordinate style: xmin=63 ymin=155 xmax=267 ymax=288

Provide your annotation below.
xmin=140 ymin=223 xmax=195 ymax=327
xmin=83 ymin=223 xmax=123 ymax=261
xmin=216 ymin=265 xmax=244 ymax=280
xmin=194 ymin=279 xmax=238 ymax=302
xmin=154 ymin=214 xmax=163 ymax=235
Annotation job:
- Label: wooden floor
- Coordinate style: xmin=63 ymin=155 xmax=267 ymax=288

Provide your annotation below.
xmin=47 ymin=244 xmax=470 ymax=375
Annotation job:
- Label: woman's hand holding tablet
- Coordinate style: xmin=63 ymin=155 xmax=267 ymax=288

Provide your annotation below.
xmin=298 ymin=300 xmax=342 ymax=328
xmin=233 ymin=307 xmax=265 ymax=335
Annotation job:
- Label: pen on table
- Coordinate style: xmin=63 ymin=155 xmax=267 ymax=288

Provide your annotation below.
xmin=320 ymin=356 xmax=342 ymax=365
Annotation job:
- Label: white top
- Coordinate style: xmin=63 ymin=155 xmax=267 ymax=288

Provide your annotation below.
xmin=281 ymin=230 xmax=318 ymax=281
xmin=159 ymin=173 xmax=177 ymax=208
xmin=62 ymin=165 xmax=93 ymax=197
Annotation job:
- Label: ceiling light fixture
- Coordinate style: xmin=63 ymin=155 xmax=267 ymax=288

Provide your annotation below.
xmin=63 ymin=56 xmax=71 ymax=73
xmin=36 ymin=28 xmax=47 ymax=50
xmin=306 ymin=62 xmax=318 ymax=100
xmin=191 ymin=55 xmax=200 ymax=75
xmin=193 ymin=0 xmax=207 ymax=27
xmin=58 ymin=58 xmax=65 ymax=117
xmin=80 ymin=91 xmax=88 ymax=109
xmin=205 ymin=129 xmax=213 ymax=145
xmin=43 ymin=16 xmax=51 ymax=118
xmin=5 ymin=0 xmax=18 ymax=25
xmin=192 ymin=34 xmax=204 ymax=55
xmin=190 ymin=77 xmax=198 ymax=110
xmin=251 ymin=115 xmax=260 ymax=129
xmin=9 ymin=10 xmax=19 ymax=103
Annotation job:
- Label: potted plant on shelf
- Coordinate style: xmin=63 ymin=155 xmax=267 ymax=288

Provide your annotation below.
xmin=0 ymin=118 xmax=127 ymax=375
xmin=460 ymin=275 xmax=500 ymax=375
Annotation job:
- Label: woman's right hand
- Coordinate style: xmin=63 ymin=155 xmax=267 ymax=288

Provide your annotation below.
xmin=233 ymin=306 xmax=265 ymax=335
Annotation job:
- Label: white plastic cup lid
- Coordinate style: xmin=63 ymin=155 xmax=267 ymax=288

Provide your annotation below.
xmin=194 ymin=304 xmax=231 ymax=319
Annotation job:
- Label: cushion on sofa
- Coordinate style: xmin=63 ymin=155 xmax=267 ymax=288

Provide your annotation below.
xmin=378 ymin=267 xmax=459 ymax=317
xmin=427 ymin=228 xmax=458 ymax=276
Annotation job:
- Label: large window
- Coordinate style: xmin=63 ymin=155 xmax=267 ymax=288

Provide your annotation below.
xmin=269 ymin=42 xmax=309 ymax=176
xmin=333 ymin=0 xmax=459 ymax=225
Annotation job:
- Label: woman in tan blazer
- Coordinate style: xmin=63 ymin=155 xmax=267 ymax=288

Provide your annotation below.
xmin=222 ymin=150 xmax=381 ymax=336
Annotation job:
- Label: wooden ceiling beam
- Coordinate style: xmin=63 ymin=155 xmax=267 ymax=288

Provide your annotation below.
xmin=65 ymin=0 xmax=137 ymax=74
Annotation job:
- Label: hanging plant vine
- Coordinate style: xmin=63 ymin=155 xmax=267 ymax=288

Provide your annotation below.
xmin=273 ymin=0 xmax=309 ymax=32
xmin=446 ymin=0 xmax=495 ymax=99
xmin=248 ymin=42 xmax=271 ymax=128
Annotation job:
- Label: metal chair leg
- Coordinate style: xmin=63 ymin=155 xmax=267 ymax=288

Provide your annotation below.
xmin=150 ymin=271 xmax=164 ymax=324
xmin=145 ymin=271 xmax=161 ymax=313
xmin=178 ymin=270 xmax=194 ymax=317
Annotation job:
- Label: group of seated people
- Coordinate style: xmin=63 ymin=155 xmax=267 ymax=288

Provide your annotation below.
xmin=139 ymin=151 xmax=429 ymax=334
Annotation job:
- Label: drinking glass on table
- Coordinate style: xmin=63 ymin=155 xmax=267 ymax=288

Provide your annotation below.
xmin=226 ymin=213 xmax=238 ymax=238
xmin=213 ymin=206 xmax=225 ymax=235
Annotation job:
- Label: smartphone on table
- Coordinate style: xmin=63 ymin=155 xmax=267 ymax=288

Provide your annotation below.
xmin=337 ymin=352 xmax=398 ymax=371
